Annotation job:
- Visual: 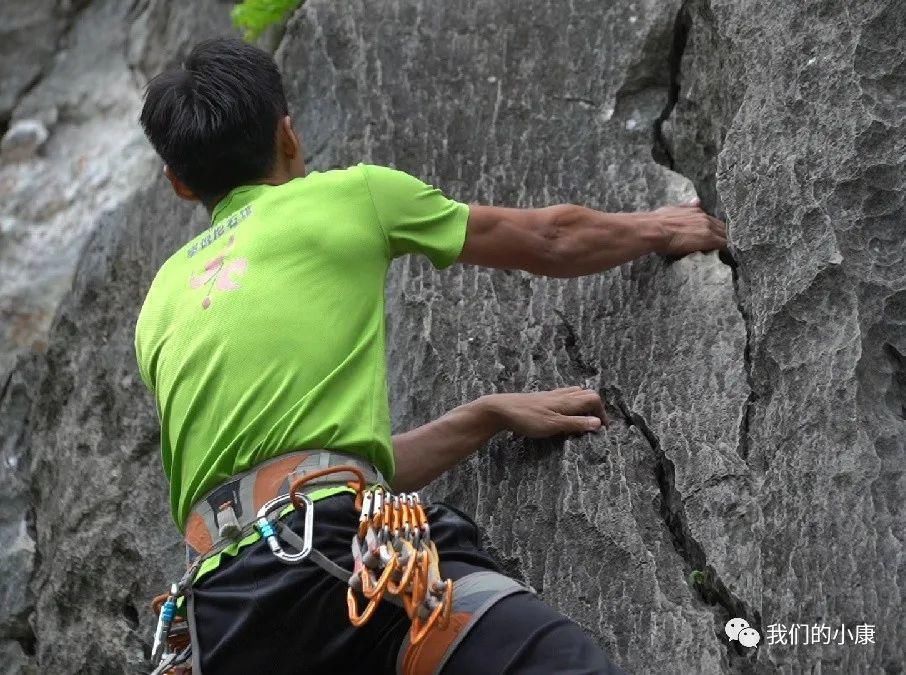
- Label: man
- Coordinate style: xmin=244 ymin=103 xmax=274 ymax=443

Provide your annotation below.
xmin=136 ymin=37 xmax=725 ymax=674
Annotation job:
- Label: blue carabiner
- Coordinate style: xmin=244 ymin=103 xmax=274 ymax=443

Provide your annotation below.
xmin=151 ymin=582 xmax=178 ymax=661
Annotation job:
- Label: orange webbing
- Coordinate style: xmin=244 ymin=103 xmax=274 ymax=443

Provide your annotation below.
xmin=401 ymin=611 xmax=473 ymax=675
xmin=288 ymin=464 xmax=368 ymax=511
xmin=151 ymin=593 xmax=169 ymax=615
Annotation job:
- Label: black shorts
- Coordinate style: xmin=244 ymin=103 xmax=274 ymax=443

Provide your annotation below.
xmin=191 ymin=492 xmax=625 ymax=674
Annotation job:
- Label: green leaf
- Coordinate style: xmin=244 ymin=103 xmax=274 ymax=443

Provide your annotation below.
xmin=688 ymin=570 xmax=705 ymax=586
xmin=231 ymin=0 xmax=304 ymax=41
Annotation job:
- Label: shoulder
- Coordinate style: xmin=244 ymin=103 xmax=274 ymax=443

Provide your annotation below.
xmin=357 ymin=163 xmax=423 ymax=190
xmin=293 ymin=164 xmax=374 ymax=192
xmin=290 ymin=163 xmax=422 ymax=194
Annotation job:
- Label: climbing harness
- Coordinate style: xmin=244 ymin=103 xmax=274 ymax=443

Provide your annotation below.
xmin=150 ymin=450 xmax=382 ymax=674
xmin=149 ymin=449 xmax=529 ymax=675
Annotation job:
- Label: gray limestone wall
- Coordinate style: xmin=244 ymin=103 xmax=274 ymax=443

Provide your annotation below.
xmin=0 ymin=1 xmax=903 ymax=673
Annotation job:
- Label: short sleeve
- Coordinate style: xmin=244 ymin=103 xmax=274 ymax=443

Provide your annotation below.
xmin=360 ymin=164 xmax=469 ymax=269
xmin=134 ymin=311 xmax=155 ymax=392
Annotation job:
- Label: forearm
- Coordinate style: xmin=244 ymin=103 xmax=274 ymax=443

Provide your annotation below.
xmin=390 ymin=396 xmax=503 ymax=492
xmin=539 ymin=204 xmax=667 ymax=277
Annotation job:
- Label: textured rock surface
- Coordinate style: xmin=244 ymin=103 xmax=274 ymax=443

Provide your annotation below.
xmin=0 ymin=0 xmax=237 ymax=383
xmin=0 ymin=1 xmax=233 ymax=672
xmin=0 ymin=0 xmax=903 ymax=673
xmin=279 ymin=0 xmax=901 ymax=671
xmin=0 ymin=0 xmax=149 ymax=381
xmin=23 ymin=178 xmax=205 ymax=673
xmin=0 ymin=1 xmax=63 ymax=126
xmin=670 ymin=2 xmax=906 ymax=671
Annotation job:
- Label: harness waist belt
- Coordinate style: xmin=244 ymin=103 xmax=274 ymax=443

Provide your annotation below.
xmin=184 ymin=449 xmax=386 ymax=558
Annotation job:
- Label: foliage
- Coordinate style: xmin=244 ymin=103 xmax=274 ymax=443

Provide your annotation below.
xmin=687 ymin=568 xmax=724 ymax=606
xmin=231 ymin=0 xmax=304 ymax=41
xmin=687 ymin=569 xmax=706 ymax=587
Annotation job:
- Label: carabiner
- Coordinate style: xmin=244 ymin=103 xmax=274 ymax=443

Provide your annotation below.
xmin=411 ymin=493 xmax=431 ymax=543
xmin=372 ymin=487 xmax=384 ymax=527
xmin=362 ymin=553 xmax=397 ymax=599
xmin=151 ymin=583 xmax=178 ymax=662
xmin=347 ymin=586 xmax=382 ymax=627
xmin=357 ymin=489 xmax=374 ymax=539
xmin=386 ymin=539 xmax=417 ymax=594
xmin=254 ymin=492 xmax=314 ymax=564
xmin=409 ymin=579 xmax=453 ymax=646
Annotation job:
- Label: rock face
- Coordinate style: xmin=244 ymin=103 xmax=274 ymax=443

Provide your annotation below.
xmin=0 ymin=1 xmax=234 ymax=672
xmin=0 ymin=0 xmax=240 ymax=382
xmin=0 ymin=0 xmax=903 ymax=674
xmin=279 ymin=0 xmax=904 ymax=671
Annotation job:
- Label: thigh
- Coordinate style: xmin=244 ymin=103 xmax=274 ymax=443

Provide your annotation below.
xmin=442 ymin=591 xmax=627 ymax=675
xmin=427 ymin=501 xmax=624 ymax=675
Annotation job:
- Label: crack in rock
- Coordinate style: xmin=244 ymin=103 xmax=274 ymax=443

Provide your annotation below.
xmin=651 ymin=0 xmax=760 ymax=470
xmin=645 ymin=3 xmax=763 ymax=664
xmin=607 ymin=386 xmax=761 ymax=665
xmin=651 ymin=0 xmax=690 ymax=170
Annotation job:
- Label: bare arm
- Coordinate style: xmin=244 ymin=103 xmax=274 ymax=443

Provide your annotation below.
xmin=391 ymin=387 xmax=607 ymax=492
xmin=458 ymin=199 xmax=727 ymax=277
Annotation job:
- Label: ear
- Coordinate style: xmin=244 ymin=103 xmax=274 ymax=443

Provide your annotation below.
xmin=163 ymin=165 xmax=199 ymax=202
xmin=280 ymin=116 xmax=301 ymax=159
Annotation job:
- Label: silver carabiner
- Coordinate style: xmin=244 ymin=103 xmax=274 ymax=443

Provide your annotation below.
xmin=255 ymin=492 xmax=314 ymax=564
xmin=372 ymin=487 xmax=384 ymax=517
xmin=359 ymin=489 xmax=374 ymax=525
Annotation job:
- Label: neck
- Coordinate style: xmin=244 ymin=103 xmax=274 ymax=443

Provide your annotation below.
xmin=204 ymin=166 xmax=306 ymax=215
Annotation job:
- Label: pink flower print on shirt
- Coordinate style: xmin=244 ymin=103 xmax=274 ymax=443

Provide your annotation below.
xmin=189 ymin=235 xmax=248 ymax=309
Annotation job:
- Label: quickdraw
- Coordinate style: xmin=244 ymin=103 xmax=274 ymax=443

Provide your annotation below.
xmin=290 ymin=466 xmax=454 ymax=647
xmin=148 ymin=463 xmax=452 ymax=674
xmin=149 ymin=563 xmax=201 ymax=675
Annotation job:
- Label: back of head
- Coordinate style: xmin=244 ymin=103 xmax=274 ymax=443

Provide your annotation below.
xmin=140 ymin=37 xmax=288 ymax=206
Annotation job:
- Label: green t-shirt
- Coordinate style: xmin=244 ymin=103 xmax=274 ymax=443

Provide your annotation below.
xmin=135 ymin=164 xmax=469 ymax=529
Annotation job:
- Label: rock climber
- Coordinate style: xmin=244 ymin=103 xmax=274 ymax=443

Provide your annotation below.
xmin=136 ymin=37 xmax=726 ymax=674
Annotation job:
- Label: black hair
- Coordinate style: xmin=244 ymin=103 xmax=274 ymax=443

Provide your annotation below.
xmin=140 ymin=37 xmax=289 ymax=206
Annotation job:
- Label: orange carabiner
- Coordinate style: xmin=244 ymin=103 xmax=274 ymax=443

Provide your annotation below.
xmin=436 ymin=578 xmax=453 ymax=630
xmin=415 ymin=549 xmax=431 ymax=603
xmin=387 ymin=541 xmax=418 ymax=595
xmin=383 ymin=495 xmax=393 ymax=531
xmin=392 ymin=496 xmax=402 ymax=533
xmin=362 ymin=553 xmax=397 ymax=600
xmin=426 ymin=541 xmax=442 ymax=577
xmin=402 ymin=550 xmax=430 ymax=619
xmin=400 ymin=498 xmax=411 ymax=535
xmin=409 ymin=579 xmax=453 ymax=646
xmin=347 ymin=587 xmax=381 ymax=627
xmin=412 ymin=501 xmax=428 ymax=530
